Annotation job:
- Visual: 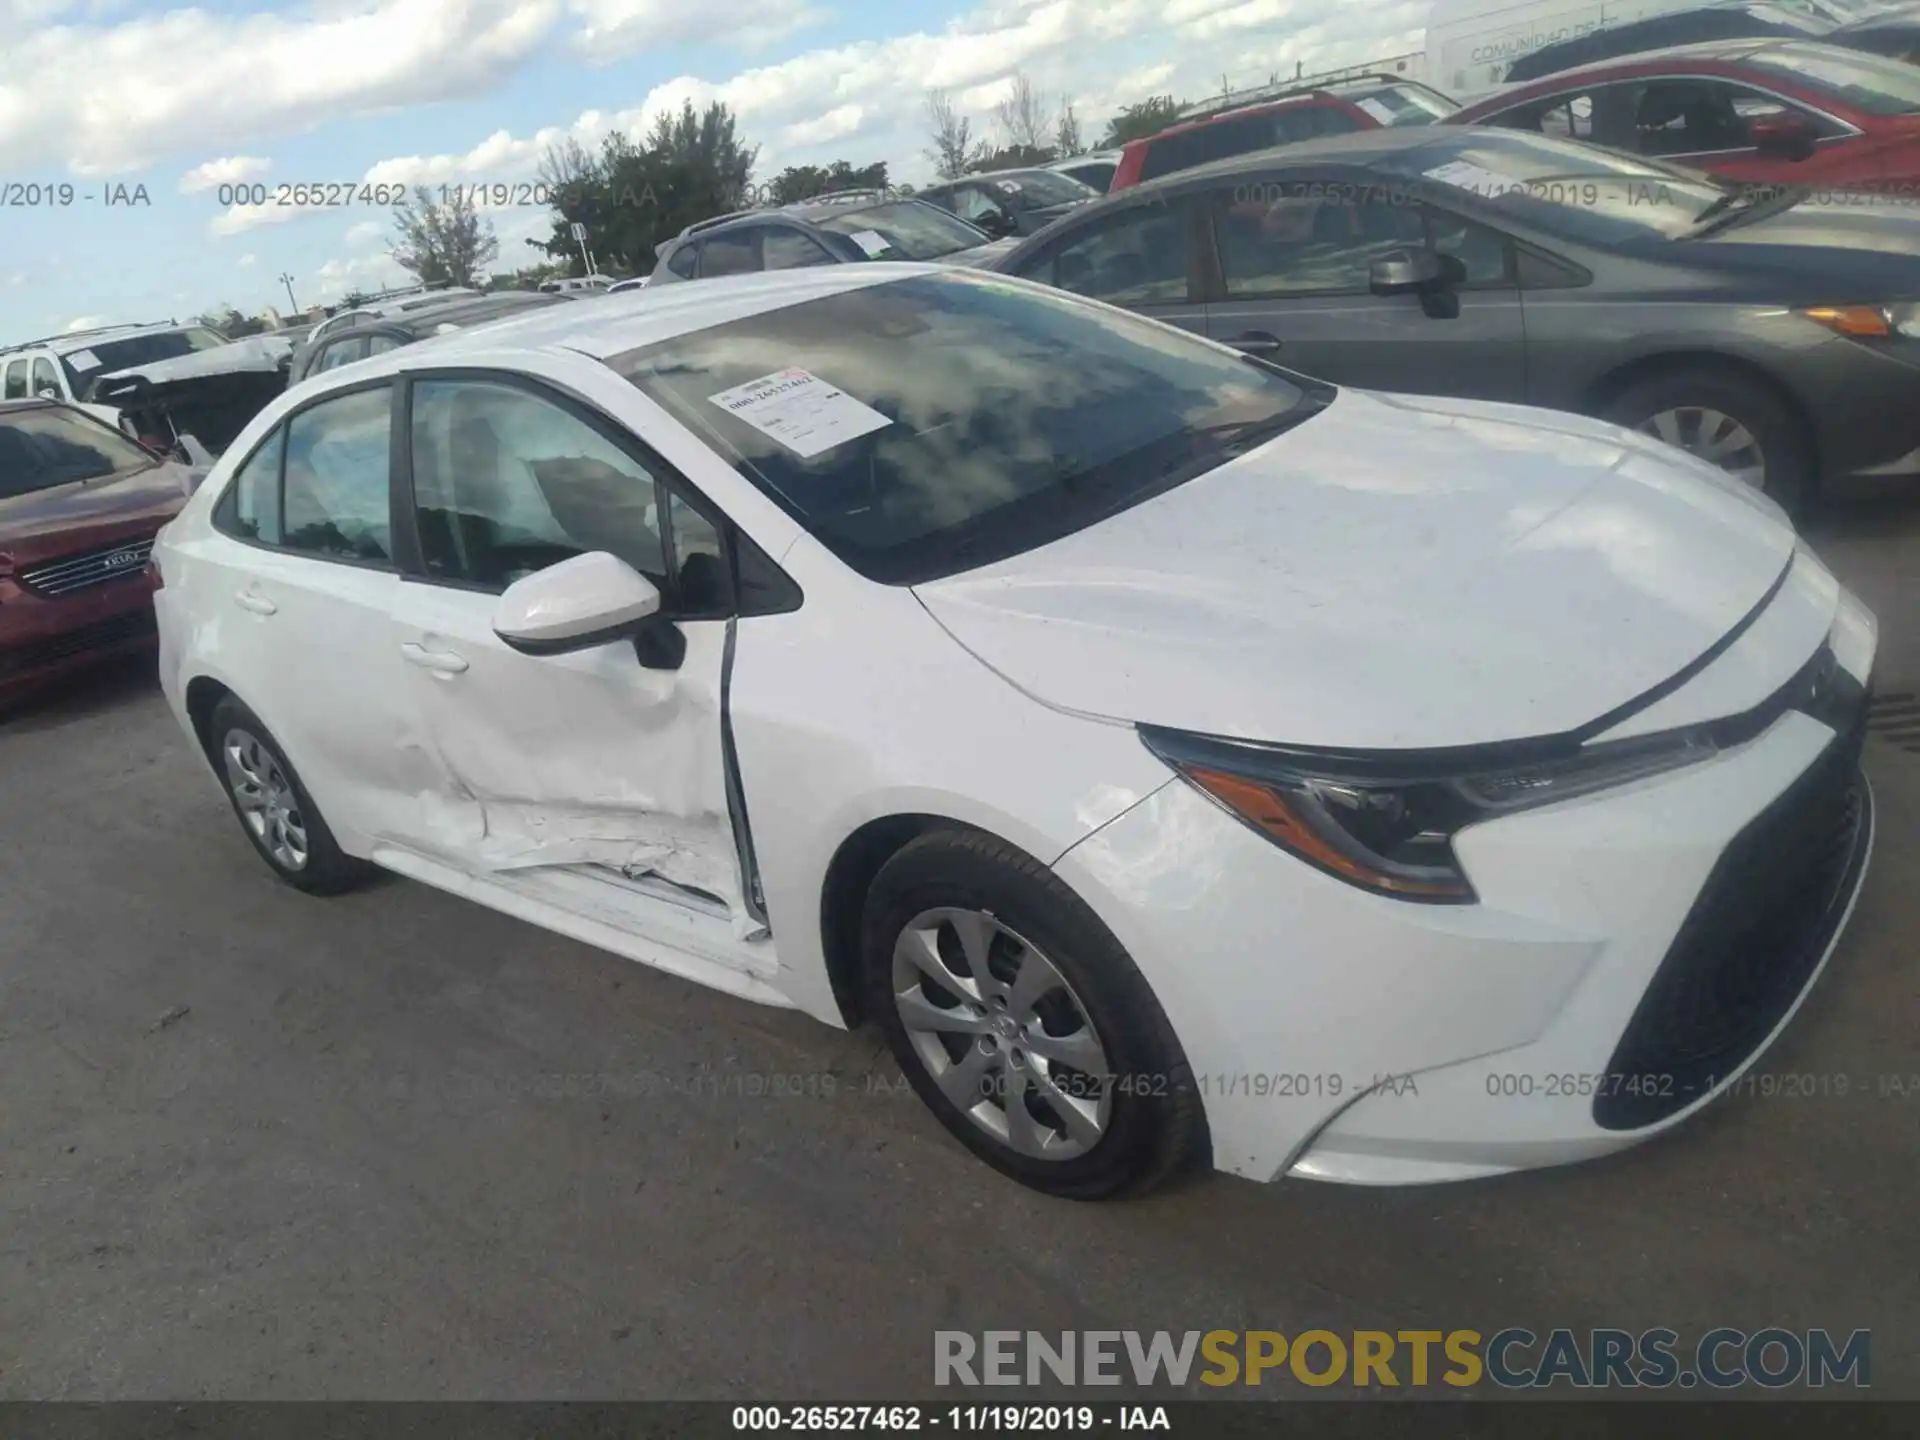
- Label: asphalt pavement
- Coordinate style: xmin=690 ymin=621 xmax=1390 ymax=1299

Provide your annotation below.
xmin=0 ymin=498 xmax=1915 ymax=1401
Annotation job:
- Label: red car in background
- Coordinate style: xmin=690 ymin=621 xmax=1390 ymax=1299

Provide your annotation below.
xmin=1110 ymin=79 xmax=1460 ymax=192
xmin=1447 ymin=39 xmax=1920 ymax=193
xmin=0 ymin=399 xmax=200 ymax=707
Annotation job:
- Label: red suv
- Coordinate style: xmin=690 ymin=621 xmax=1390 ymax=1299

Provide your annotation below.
xmin=1111 ymin=79 xmax=1459 ymax=193
xmin=1447 ymin=39 xmax=1920 ymax=193
xmin=0 ymin=399 xmax=199 ymax=706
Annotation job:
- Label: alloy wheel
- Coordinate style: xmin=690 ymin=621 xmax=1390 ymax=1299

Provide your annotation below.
xmin=890 ymin=907 xmax=1113 ymax=1160
xmin=1637 ymin=407 xmax=1767 ymax=489
xmin=222 ymin=727 xmax=309 ymax=872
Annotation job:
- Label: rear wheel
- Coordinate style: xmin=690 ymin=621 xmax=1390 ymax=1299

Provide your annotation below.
xmin=862 ymin=829 xmax=1206 ymax=1199
xmin=1602 ymin=365 xmax=1815 ymax=515
xmin=209 ymin=697 xmax=369 ymax=896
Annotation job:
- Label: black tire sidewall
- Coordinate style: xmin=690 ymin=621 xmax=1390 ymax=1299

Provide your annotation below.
xmin=208 ymin=697 xmax=361 ymax=895
xmin=862 ymin=832 xmax=1193 ymax=1198
xmin=1606 ymin=368 xmax=1813 ymax=515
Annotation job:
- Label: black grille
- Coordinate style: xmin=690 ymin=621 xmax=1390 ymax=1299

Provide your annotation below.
xmin=0 ymin=608 xmax=157 ymax=678
xmin=18 ymin=537 xmax=156 ymax=597
xmin=1593 ymin=692 xmax=1871 ymax=1130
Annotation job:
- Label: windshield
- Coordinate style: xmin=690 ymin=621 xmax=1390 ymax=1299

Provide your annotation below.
xmin=984 ymin=170 xmax=1100 ymax=209
xmin=1745 ymin=42 xmax=1920 ymax=112
xmin=612 ymin=271 xmax=1320 ymax=585
xmin=0 ymin=406 xmax=157 ymax=497
xmin=62 ymin=326 xmax=231 ymax=392
xmin=1384 ymin=133 xmax=1730 ymax=242
xmin=813 ymin=201 xmax=992 ymax=260
xmin=1349 ymin=84 xmax=1459 ymax=126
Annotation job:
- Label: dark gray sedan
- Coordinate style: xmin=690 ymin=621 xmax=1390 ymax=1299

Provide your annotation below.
xmin=992 ymin=125 xmax=1920 ymax=509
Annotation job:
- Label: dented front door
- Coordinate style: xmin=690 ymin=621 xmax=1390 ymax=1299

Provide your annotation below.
xmin=385 ymin=372 xmax=742 ymax=916
xmin=389 ymin=582 xmax=741 ymax=912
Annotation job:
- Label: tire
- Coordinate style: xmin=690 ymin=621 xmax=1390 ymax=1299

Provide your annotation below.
xmin=208 ymin=696 xmax=370 ymax=896
xmin=1601 ymin=364 xmax=1815 ymax=516
xmin=862 ymin=828 xmax=1207 ymax=1199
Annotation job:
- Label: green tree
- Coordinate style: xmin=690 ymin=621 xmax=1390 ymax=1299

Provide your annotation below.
xmin=926 ymin=89 xmax=987 ymax=180
xmin=1100 ymin=95 xmax=1187 ymax=148
xmin=767 ymin=159 xmax=890 ymax=205
xmin=390 ymin=186 xmax=499 ymax=287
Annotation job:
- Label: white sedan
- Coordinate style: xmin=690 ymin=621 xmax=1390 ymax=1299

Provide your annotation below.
xmin=150 ymin=265 xmax=1876 ymax=1197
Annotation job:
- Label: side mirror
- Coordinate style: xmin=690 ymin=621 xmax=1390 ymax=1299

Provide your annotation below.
xmin=1369 ymin=250 xmax=1448 ymax=296
xmin=1752 ymin=114 xmax=1818 ymax=162
xmin=492 ymin=551 xmax=663 ymax=657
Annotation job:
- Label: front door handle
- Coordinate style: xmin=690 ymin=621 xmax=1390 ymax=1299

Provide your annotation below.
xmin=1225 ymin=330 xmax=1283 ymax=355
xmin=234 ymin=590 xmax=277 ymax=616
xmin=401 ymin=642 xmax=469 ymax=676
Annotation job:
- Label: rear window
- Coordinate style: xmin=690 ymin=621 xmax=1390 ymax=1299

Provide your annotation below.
xmin=611 ymin=271 xmax=1321 ymax=585
xmin=1139 ymin=105 xmax=1367 ymax=182
xmin=813 ymin=201 xmax=991 ymax=260
xmin=0 ymin=406 xmax=157 ymax=498
xmin=63 ymin=326 xmax=230 ymax=391
xmin=988 ymin=170 xmax=1099 ymax=209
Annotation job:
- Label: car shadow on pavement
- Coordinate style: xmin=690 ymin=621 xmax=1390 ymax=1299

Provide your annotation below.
xmin=0 ymin=654 xmax=161 ymax=735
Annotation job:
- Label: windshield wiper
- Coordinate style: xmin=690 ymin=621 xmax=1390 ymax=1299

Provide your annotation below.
xmin=1682 ymin=184 xmax=1808 ymax=239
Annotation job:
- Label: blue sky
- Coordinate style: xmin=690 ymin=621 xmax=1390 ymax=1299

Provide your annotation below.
xmin=0 ymin=0 xmax=1424 ymax=341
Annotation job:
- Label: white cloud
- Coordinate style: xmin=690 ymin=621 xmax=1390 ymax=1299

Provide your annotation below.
xmin=1 ymin=0 xmax=564 ymax=174
xmin=64 ymin=313 xmax=108 ymax=331
xmin=567 ymin=0 xmax=828 ymax=61
xmin=310 ymin=251 xmax=410 ymax=302
xmin=178 ymin=155 xmax=271 ymax=194
xmin=780 ymin=103 xmax=864 ymax=150
xmin=239 ymin=253 xmax=257 ymax=267
xmin=345 ymin=220 xmax=386 ymax=248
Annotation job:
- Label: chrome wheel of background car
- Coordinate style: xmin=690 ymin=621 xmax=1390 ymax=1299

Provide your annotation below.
xmin=222 ymin=727 xmax=309 ymax=871
xmin=1637 ymin=407 xmax=1766 ymax=489
xmin=890 ymin=907 xmax=1113 ymax=1160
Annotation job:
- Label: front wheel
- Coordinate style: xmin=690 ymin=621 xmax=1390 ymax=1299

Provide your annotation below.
xmin=209 ymin=696 xmax=370 ymax=896
xmin=862 ymin=829 xmax=1206 ymax=1199
xmin=1602 ymin=365 xmax=1815 ymax=515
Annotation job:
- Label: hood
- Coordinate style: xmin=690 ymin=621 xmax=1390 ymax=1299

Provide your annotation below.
xmin=88 ymin=333 xmax=293 ymax=393
xmin=1680 ymin=190 xmax=1920 ymax=293
xmin=944 ymin=237 xmax=1022 ymax=268
xmin=913 ymin=390 xmax=1797 ymax=751
xmin=0 ymin=461 xmax=191 ymax=549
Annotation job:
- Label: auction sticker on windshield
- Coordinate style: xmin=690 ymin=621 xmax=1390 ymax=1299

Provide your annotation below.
xmin=709 ymin=368 xmax=892 ymax=459
xmin=66 ymin=349 xmax=101 ymax=371
xmin=846 ymin=229 xmax=891 ymax=257
xmin=1422 ymin=159 xmax=1522 ymax=196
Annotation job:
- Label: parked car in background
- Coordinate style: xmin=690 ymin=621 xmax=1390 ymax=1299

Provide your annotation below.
xmin=541 ymin=276 xmax=614 ymax=293
xmin=2 ymin=321 xmax=293 ymax=462
xmin=1446 ymin=40 xmax=1920 ymax=192
xmin=607 ymin=276 xmax=651 ymax=294
xmin=0 ymin=398 xmax=202 ymax=705
xmin=913 ymin=168 xmax=1101 ymax=238
xmin=1499 ymin=1 xmax=1830 ymax=83
xmin=151 ymin=264 xmax=1875 ymax=1196
xmin=1047 ymin=150 xmax=1124 ymax=193
xmin=648 ymin=195 xmax=1015 ymax=283
xmin=287 ymin=292 xmax=567 ymax=386
xmin=993 ymin=124 xmax=1920 ymax=508
xmin=303 ymin=288 xmax=480 ymax=351
xmin=1111 ymin=78 xmax=1460 ymax=196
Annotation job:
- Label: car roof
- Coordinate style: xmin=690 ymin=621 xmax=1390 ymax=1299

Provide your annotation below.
xmin=1485 ymin=36 xmax=1796 ymax=89
xmin=1129 ymin=91 xmax=1363 ymax=149
xmin=1118 ymin=124 xmax=1455 ymax=193
xmin=1049 ymin=150 xmax=1122 ymax=165
xmin=361 ymin=264 xmax=931 ymax=366
xmin=379 ymin=293 xmax=564 ymax=331
xmin=41 ymin=321 xmax=202 ymax=354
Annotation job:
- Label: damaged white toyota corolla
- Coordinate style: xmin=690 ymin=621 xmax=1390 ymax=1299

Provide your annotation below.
xmin=152 ymin=264 xmax=1877 ymax=1198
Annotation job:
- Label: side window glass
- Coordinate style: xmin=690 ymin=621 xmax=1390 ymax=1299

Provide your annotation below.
xmin=214 ymin=428 xmax=286 ymax=545
xmin=953 ymin=187 xmax=1006 ymax=224
xmin=409 ymin=379 xmax=667 ymax=593
xmin=669 ymin=243 xmax=699 ymax=279
xmin=763 ymin=229 xmax=834 ymax=270
xmin=30 ymin=358 xmax=60 ymax=397
xmin=316 ymin=336 xmax=371 ymax=372
xmin=1424 ymin=208 xmax=1513 ymax=287
xmin=1214 ymin=183 xmax=1425 ymax=298
xmin=365 ymin=334 xmax=405 ymax=356
xmin=700 ymin=229 xmax=760 ymax=277
xmin=1026 ymin=202 xmax=1188 ymax=305
xmin=1632 ymin=80 xmax=1755 ymax=156
xmin=2 ymin=361 xmax=26 ymax=400
xmin=667 ymin=490 xmax=732 ymax=616
xmin=282 ymin=387 xmax=394 ymax=563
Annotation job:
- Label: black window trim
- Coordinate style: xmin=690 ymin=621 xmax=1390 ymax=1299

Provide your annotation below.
xmin=694 ymin=224 xmax=765 ymax=279
xmin=386 ymin=364 xmax=800 ymax=621
xmin=210 ymin=374 xmax=401 ymax=575
xmin=761 ymin=223 xmax=836 ymax=271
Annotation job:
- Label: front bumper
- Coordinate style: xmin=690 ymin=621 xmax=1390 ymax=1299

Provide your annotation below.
xmin=0 ymin=570 xmax=159 ymax=703
xmin=1053 ymin=591 xmax=1878 ymax=1185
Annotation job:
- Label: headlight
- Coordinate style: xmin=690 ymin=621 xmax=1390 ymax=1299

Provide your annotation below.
xmin=1139 ymin=724 xmax=1722 ymax=904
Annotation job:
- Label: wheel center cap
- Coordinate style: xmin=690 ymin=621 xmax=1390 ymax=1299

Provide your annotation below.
xmin=991 ymin=1015 xmax=1020 ymax=1043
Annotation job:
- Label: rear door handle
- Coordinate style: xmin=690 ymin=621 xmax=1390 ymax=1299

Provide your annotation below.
xmin=234 ymin=590 xmax=277 ymax=616
xmin=401 ymin=642 xmax=469 ymax=676
xmin=1225 ymin=330 xmax=1283 ymax=355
